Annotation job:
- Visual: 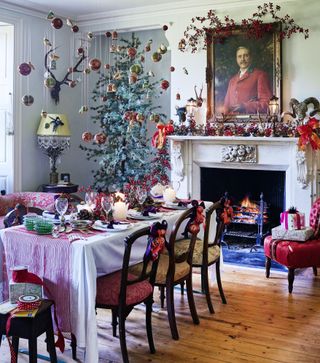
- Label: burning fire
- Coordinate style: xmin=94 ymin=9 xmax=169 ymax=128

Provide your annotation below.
xmin=240 ymin=196 xmax=258 ymax=210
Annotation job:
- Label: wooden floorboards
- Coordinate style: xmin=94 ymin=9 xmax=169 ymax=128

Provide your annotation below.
xmin=1 ymin=264 xmax=320 ymax=362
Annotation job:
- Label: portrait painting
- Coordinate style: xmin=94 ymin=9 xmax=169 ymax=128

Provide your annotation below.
xmin=207 ymin=24 xmax=281 ymax=121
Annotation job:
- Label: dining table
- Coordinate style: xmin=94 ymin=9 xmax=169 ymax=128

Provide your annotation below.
xmin=0 ymin=206 xmax=208 ymax=363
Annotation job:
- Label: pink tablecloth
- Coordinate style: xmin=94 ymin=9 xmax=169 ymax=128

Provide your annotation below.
xmin=1 ymin=226 xmax=72 ymax=332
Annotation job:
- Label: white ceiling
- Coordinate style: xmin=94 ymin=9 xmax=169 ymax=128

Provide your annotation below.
xmin=1 ymin=0 xmax=187 ymax=19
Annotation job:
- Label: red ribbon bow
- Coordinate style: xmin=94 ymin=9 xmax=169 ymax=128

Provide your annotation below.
xmin=297 ymin=117 xmax=320 ymax=151
xmin=151 ymin=123 xmax=174 ymax=149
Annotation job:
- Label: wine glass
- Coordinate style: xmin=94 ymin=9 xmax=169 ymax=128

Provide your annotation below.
xmin=136 ymin=186 xmax=147 ymax=206
xmin=85 ymin=191 xmax=98 ymax=210
xmin=101 ymin=196 xmax=114 ymax=226
xmin=55 ymin=197 xmax=68 ymax=230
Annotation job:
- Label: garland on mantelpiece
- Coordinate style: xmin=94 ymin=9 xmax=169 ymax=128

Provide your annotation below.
xmin=179 ymin=2 xmax=309 ymax=53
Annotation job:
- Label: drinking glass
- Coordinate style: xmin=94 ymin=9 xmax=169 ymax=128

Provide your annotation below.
xmin=101 ymin=196 xmax=114 ymax=224
xmin=136 ymin=186 xmax=147 ymax=205
xmin=85 ymin=191 xmax=98 ymax=210
xmin=55 ymin=197 xmax=68 ymax=229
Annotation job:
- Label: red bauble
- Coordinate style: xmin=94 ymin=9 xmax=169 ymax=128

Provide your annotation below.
xmin=71 ymin=25 xmax=79 ymax=33
xmin=51 ymin=18 xmax=63 ymax=29
xmin=89 ymin=58 xmax=101 ymax=71
xmin=94 ymin=132 xmax=107 ymax=144
xmin=77 ymin=47 xmax=84 ymax=55
xmin=170 ymin=66 xmax=175 ymax=72
xmin=163 ymin=25 xmax=168 ymax=31
xmin=18 ymin=62 xmax=32 ymax=76
xmin=82 ymin=131 xmax=93 ymax=142
xmin=123 ymin=111 xmax=132 ymax=121
xmin=127 ymin=47 xmax=137 ymax=58
xmin=161 ymin=80 xmax=170 ymax=90
xmin=104 ymin=63 xmax=110 ymax=70
xmin=105 ymin=31 xmax=112 ymax=37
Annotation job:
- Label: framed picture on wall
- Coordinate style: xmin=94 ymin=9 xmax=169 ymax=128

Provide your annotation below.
xmin=206 ymin=23 xmax=281 ymax=121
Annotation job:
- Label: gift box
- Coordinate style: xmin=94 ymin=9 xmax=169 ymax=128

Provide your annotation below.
xmin=271 ymin=225 xmax=314 ymax=242
xmin=9 ymin=281 xmax=43 ymax=304
xmin=280 ymin=209 xmax=305 ymax=230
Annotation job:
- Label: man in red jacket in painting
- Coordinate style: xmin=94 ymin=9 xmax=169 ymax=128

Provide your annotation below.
xmin=223 ymin=46 xmax=272 ymax=115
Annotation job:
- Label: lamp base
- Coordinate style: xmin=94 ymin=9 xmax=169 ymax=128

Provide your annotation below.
xmin=50 ymin=172 xmax=59 ymax=185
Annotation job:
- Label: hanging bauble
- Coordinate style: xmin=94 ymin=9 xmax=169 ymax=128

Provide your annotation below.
xmin=116 ymin=45 xmax=122 ymax=53
xmin=22 ymin=94 xmax=34 ymax=106
xmin=43 ymin=38 xmax=52 ymax=47
xmin=127 ymin=47 xmax=137 ymax=58
xmin=112 ymin=83 xmax=117 ymax=92
xmin=41 ymin=110 xmax=47 ymax=118
xmin=148 ymin=70 xmax=155 ymax=77
xmin=18 ymin=62 xmax=32 ymax=76
xmin=163 ymin=25 xmax=168 ymax=31
xmin=105 ymin=31 xmax=112 ymax=38
xmin=142 ymin=82 xmax=149 ymax=89
xmin=113 ymin=70 xmax=122 ymax=80
xmin=77 ymin=47 xmax=84 ymax=55
xmin=71 ymin=25 xmax=79 ymax=33
xmin=82 ymin=132 xmax=93 ymax=142
xmin=136 ymin=113 xmax=145 ymax=122
xmin=44 ymin=77 xmax=56 ymax=88
xmin=68 ymin=80 xmax=77 ymax=88
xmin=79 ymin=105 xmax=89 ymax=114
xmin=161 ymin=80 xmax=170 ymax=90
xmin=123 ymin=111 xmax=132 ymax=121
xmin=66 ymin=18 xmax=74 ymax=27
xmin=149 ymin=113 xmax=160 ymax=123
xmin=129 ymin=73 xmax=138 ymax=84
xmin=46 ymin=11 xmax=55 ymax=20
xmin=101 ymin=95 xmax=108 ymax=102
xmin=94 ymin=132 xmax=107 ymax=145
xmin=89 ymin=58 xmax=101 ymax=71
xmin=170 ymin=66 xmax=175 ymax=72
xmin=140 ymin=55 xmax=145 ymax=62
xmin=107 ymin=82 xmax=116 ymax=93
xmin=87 ymin=32 xmax=94 ymax=39
xmin=104 ymin=64 xmax=111 ymax=70
xmin=176 ymin=92 xmax=181 ymax=100
xmin=151 ymin=52 xmax=162 ymax=62
xmin=51 ymin=18 xmax=63 ymax=29
xmin=145 ymin=43 xmax=151 ymax=52
xmin=110 ymin=44 xmax=117 ymax=53
xmin=83 ymin=68 xmax=91 ymax=74
xmin=112 ymin=31 xmax=118 ymax=40
xmin=158 ymin=44 xmax=167 ymax=54
xmin=130 ymin=64 xmax=141 ymax=75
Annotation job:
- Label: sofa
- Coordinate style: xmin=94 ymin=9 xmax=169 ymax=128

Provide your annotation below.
xmin=0 ymin=192 xmax=57 ymax=229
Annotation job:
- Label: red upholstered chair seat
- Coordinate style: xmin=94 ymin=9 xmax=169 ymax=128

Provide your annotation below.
xmin=96 ymin=271 xmax=153 ymax=306
xmin=264 ymin=236 xmax=320 ymax=268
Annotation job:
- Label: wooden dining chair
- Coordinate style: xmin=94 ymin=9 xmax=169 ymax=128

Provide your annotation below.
xmin=95 ymin=226 xmax=161 ymax=363
xmin=146 ymin=208 xmax=200 ymax=340
xmin=175 ymin=200 xmax=227 ymax=313
xmin=4 ymin=204 xmax=43 ymax=228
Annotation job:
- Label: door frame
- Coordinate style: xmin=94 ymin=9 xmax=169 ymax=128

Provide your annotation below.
xmin=0 ymin=11 xmax=23 ymax=192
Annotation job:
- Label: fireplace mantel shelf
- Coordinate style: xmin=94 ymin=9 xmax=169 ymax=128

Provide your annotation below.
xmin=168 ymin=135 xmax=299 ymax=144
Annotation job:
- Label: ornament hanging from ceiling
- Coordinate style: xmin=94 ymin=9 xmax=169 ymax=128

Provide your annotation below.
xmin=82 ymin=132 xmax=93 ymax=142
xmin=151 ymin=52 xmax=161 ymax=62
xmin=89 ymin=58 xmax=101 ymax=71
xmin=22 ymin=94 xmax=34 ymax=106
xmin=51 ymin=17 xmax=63 ymax=29
xmin=127 ymin=47 xmax=137 ymax=58
xmin=161 ymin=80 xmax=170 ymax=90
xmin=18 ymin=62 xmax=34 ymax=76
xmin=94 ymin=132 xmax=107 ymax=144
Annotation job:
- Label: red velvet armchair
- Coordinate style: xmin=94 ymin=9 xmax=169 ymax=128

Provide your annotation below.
xmin=264 ymin=198 xmax=320 ymax=293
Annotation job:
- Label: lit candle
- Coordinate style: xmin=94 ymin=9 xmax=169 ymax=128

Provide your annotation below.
xmin=114 ymin=192 xmax=126 ymax=202
xmin=113 ymin=201 xmax=128 ymax=220
xmin=163 ymin=187 xmax=176 ymax=203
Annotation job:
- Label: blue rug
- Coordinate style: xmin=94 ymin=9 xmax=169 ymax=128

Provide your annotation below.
xmin=222 ymin=245 xmax=287 ymax=272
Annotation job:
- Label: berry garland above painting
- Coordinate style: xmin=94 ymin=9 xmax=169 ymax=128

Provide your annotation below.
xmin=179 ymin=3 xmax=309 ymax=53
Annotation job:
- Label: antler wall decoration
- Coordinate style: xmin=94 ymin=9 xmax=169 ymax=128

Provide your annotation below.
xmin=194 ymin=85 xmax=203 ymax=107
xmin=44 ymin=47 xmax=87 ymax=104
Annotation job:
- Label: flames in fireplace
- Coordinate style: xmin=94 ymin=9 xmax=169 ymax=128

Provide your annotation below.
xmin=232 ymin=195 xmax=268 ymax=225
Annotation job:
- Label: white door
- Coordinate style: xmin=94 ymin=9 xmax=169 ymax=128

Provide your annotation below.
xmin=0 ymin=24 xmax=14 ymax=194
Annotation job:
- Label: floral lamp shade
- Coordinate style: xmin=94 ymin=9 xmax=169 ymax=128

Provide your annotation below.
xmin=37 ymin=114 xmax=71 ymax=136
xmin=37 ymin=114 xmax=71 ymax=185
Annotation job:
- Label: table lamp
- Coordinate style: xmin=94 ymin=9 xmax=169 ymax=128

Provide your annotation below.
xmin=268 ymin=96 xmax=279 ymax=134
xmin=37 ymin=113 xmax=71 ymax=185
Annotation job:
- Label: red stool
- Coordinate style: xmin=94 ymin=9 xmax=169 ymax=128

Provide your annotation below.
xmin=264 ymin=198 xmax=320 ymax=293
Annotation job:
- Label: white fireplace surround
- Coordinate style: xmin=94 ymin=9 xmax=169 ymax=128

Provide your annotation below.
xmin=169 ymin=136 xmax=320 ymax=224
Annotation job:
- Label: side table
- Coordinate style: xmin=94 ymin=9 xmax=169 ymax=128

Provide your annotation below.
xmin=42 ymin=184 xmax=78 ymax=194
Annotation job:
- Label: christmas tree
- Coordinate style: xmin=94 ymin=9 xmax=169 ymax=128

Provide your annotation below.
xmin=80 ymin=33 xmax=170 ymax=191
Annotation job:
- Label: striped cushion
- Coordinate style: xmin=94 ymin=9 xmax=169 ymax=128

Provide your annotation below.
xmin=96 ymin=271 xmax=153 ymax=306
xmin=175 ymin=238 xmax=220 ymax=265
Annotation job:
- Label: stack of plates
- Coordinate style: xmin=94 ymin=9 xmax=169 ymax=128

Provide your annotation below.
xmin=23 ymin=215 xmax=42 ymax=231
xmin=33 ymin=219 xmax=54 ymax=235
xmin=70 ymin=220 xmax=92 ymax=230
xmin=92 ymin=220 xmax=134 ymax=232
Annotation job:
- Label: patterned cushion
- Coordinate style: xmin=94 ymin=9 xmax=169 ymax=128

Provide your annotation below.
xmin=264 ymin=235 xmax=320 ymax=268
xmin=0 ymin=192 xmax=56 ymax=216
xmin=310 ymin=198 xmax=320 ymax=237
xmin=175 ymin=238 xmax=220 ymax=265
xmin=96 ymin=270 xmax=153 ymax=306
xmin=129 ymin=254 xmax=190 ymax=285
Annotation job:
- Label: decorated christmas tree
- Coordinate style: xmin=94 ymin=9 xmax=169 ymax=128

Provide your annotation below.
xmin=80 ymin=32 xmax=170 ymax=191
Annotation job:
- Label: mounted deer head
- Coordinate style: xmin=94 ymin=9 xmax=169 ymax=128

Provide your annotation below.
xmin=45 ymin=47 xmax=87 ymax=104
xmin=194 ymin=85 xmax=203 ymax=107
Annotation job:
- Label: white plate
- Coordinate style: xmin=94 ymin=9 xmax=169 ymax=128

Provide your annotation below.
xmin=127 ymin=210 xmax=163 ymax=220
xmin=163 ymin=203 xmax=189 ymax=210
xmin=92 ymin=221 xmax=134 ymax=232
